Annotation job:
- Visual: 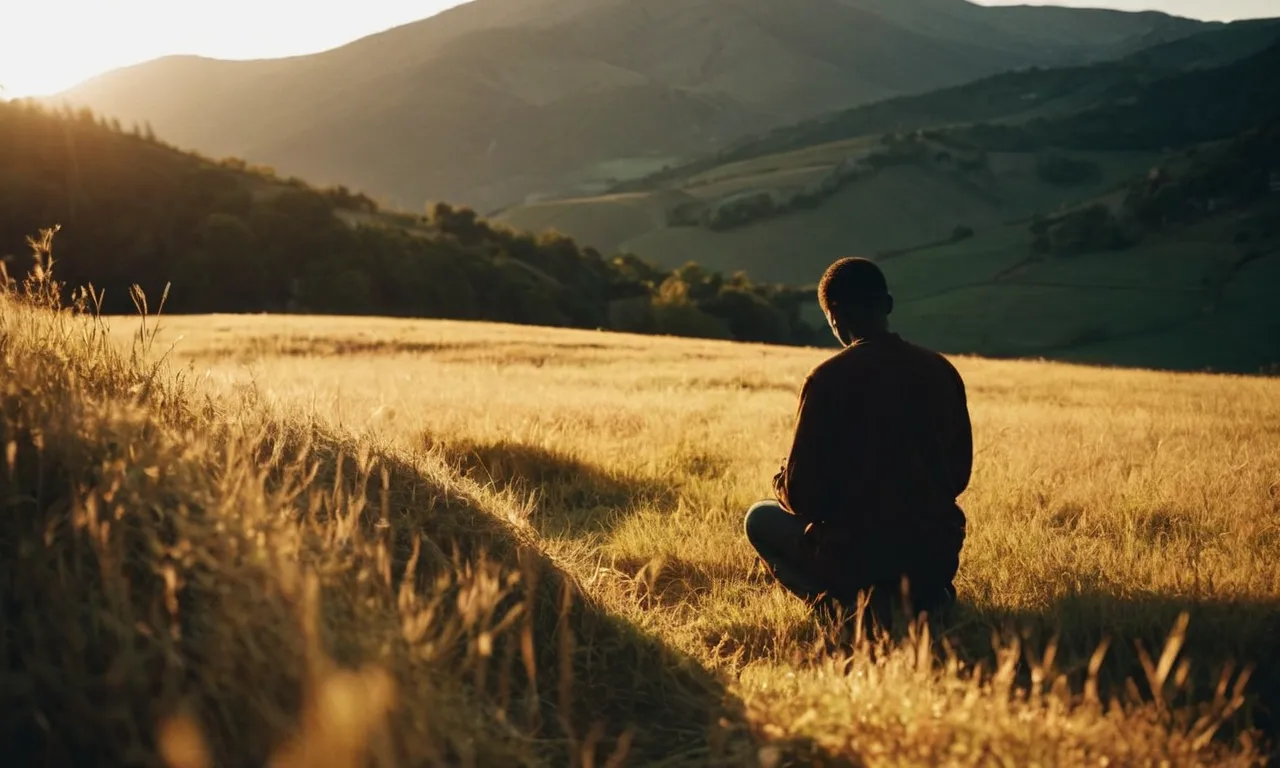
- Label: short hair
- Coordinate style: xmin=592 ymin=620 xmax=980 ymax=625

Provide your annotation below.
xmin=818 ymin=257 xmax=889 ymax=316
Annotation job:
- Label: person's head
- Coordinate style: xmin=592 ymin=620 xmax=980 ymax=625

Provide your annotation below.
xmin=818 ymin=257 xmax=893 ymax=346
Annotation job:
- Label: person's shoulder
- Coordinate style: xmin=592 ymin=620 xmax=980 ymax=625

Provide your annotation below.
xmin=902 ymin=337 xmax=966 ymax=386
xmin=813 ymin=340 xmax=872 ymax=371
xmin=804 ymin=347 xmax=859 ymax=387
xmin=904 ymin=337 xmax=957 ymax=366
xmin=804 ymin=355 xmax=836 ymax=385
xmin=807 ymin=335 xmax=961 ymax=382
xmin=800 ymin=344 xmax=879 ymax=397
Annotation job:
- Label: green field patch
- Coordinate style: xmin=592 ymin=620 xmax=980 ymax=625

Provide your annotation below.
xmin=897 ymin=282 xmax=1202 ymax=358
xmin=1005 ymin=242 xmax=1231 ymax=291
xmin=589 ymin=156 xmax=685 ymax=183
xmin=683 ymin=136 xmax=881 ymax=188
xmin=496 ymin=190 xmax=690 ymax=255
xmin=683 ymin=166 xmax=833 ymax=201
xmin=1062 ymin=252 xmax=1280 ymax=372
xmin=622 ymin=165 xmax=1015 ymax=282
xmin=879 ymin=227 xmax=1032 ymax=300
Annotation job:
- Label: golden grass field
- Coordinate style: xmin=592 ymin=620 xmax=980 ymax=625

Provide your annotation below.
xmin=3 ymin=259 xmax=1279 ymax=765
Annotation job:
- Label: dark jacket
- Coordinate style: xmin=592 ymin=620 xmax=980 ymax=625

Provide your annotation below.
xmin=773 ymin=332 xmax=972 ymax=592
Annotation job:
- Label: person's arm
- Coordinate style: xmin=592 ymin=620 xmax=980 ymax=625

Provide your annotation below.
xmin=773 ymin=371 xmax=843 ymax=523
xmin=950 ymin=368 xmax=973 ymax=498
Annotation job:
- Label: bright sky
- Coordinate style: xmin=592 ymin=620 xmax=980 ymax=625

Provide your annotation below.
xmin=1 ymin=0 xmax=1276 ymax=98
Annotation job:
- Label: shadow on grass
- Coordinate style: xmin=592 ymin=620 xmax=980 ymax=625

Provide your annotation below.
xmin=263 ymin=426 xmax=859 ymax=766
xmin=950 ymin=591 xmax=1280 ymax=746
xmin=4 ymin=355 xmax=857 ymax=766
xmin=711 ymin=585 xmax=1280 ymax=755
xmin=395 ymin=433 xmax=1280 ymax=756
xmin=422 ymin=432 xmax=677 ymax=539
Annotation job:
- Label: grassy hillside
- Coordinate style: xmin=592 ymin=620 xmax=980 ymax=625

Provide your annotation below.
xmin=876 ymin=121 xmax=1280 ymax=372
xmin=495 ymin=42 xmax=1280 ymax=372
xmin=0 ymin=100 xmax=816 ymax=345
xmin=4 ymin=260 xmax=1278 ymax=764
xmin=501 ymin=149 xmax=1159 ymax=277
xmin=49 ymin=0 xmax=1208 ymax=211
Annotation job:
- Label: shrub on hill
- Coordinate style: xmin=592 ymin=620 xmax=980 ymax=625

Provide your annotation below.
xmin=1023 ymin=119 xmax=1280 ymax=256
xmin=692 ymin=154 xmax=878 ymax=232
xmin=649 ymin=277 xmax=734 ymax=340
xmin=1121 ymin=120 xmax=1280 ymax=230
xmin=0 ymin=100 xmax=816 ymax=346
xmin=1032 ymin=204 xmax=1133 ymax=256
xmin=613 ymin=263 xmax=817 ymax=345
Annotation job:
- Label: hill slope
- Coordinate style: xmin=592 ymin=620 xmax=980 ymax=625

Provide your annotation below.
xmin=0 ymin=99 xmax=817 ymax=345
xmin=499 ymin=35 xmax=1280 ymax=269
xmin=617 ymin=18 xmax=1280 ymax=190
xmin=494 ymin=38 xmax=1280 ymax=372
xmin=50 ymin=0 xmax=1207 ymax=211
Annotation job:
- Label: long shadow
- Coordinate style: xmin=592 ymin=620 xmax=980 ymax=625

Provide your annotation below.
xmin=257 ymin=424 xmax=856 ymax=766
xmin=373 ymin=431 xmax=1280 ymax=759
xmin=402 ymin=433 xmax=1280 ymax=757
xmin=2 ymin=364 xmax=860 ymax=766
xmin=421 ymin=432 xmax=677 ymax=539
xmin=712 ymin=586 xmax=1280 ymax=758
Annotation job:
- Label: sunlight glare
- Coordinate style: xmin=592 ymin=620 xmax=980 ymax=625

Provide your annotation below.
xmin=0 ymin=0 xmax=463 ymax=98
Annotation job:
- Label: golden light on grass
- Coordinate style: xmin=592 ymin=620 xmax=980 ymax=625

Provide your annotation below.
xmin=2 ymin=229 xmax=1276 ymax=765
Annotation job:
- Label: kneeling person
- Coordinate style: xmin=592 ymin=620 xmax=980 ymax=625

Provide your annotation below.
xmin=745 ymin=257 xmax=972 ymax=626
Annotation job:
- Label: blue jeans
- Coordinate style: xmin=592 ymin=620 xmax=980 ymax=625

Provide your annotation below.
xmin=743 ymin=500 xmax=956 ymax=625
xmin=743 ymin=500 xmax=829 ymax=603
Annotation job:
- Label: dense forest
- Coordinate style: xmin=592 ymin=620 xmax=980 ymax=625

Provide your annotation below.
xmin=0 ymin=100 xmax=817 ymax=345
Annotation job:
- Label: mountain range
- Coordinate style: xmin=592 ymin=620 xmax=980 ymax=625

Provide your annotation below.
xmin=51 ymin=0 xmax=1209 ymax=211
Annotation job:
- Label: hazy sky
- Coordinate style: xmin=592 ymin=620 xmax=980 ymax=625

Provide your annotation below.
xmin=1 ymin=0 xmax=1277 ymax=98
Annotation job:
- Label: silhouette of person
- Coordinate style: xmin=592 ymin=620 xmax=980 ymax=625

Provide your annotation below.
xmin=745 ymin=257 xmax=972 ymax=628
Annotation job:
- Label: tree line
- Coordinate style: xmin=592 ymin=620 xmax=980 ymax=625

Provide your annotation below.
xmin=0 ymin=100 xmax=818 ymax=345
xmin=1027 ymin=119 xmax=1280 ymax=257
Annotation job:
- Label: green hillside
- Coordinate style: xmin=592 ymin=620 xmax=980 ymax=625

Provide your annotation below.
xmin=881 ymin=122 xmax=1280 ymax=373
xmin=494 ymin=38 xmax=1280 ymax=373
xmin=501 ymin=149 xmax=1159 ymax=279
xmin=0 ymin=100 xmax=817 ymax=345
xmin=499 ymin=33 xmax=1280 ymax=278
xmin=619 ymin=19 xmax=1280 ymax=190
xmin=50 ymin=0 xmax=1208 ymax=211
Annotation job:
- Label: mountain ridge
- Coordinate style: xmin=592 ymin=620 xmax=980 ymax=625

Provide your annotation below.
xmin=615 ymin=17 xmax=1280 ymax=193
xmin=50 ymin=0 xmax=1208 ymax=211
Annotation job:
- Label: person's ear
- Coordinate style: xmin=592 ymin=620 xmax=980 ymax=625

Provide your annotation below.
xmin=885 ymin=294 xmax=894 ymax=316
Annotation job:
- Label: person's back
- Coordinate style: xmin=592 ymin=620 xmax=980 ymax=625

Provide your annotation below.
xmin=745 ymin=257 xmax=972 ymax=625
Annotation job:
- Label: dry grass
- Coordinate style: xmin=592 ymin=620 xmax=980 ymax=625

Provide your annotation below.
xmin=2 ymin=235 xmax=1277 ymax=765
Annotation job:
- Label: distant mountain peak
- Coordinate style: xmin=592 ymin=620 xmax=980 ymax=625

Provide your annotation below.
xmin=54 ymin=0 xmax=1208 ymax=211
